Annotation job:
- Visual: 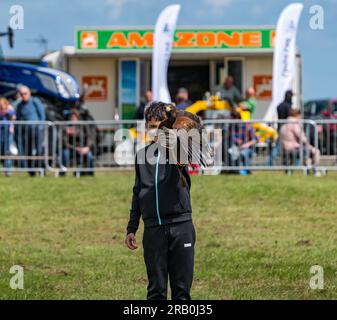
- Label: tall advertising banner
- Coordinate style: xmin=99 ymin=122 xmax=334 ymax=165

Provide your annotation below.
xmin=152 ymin=4 xmax=181 ymax=103
xmin=264 ymin=3 xmax=303 ymax=120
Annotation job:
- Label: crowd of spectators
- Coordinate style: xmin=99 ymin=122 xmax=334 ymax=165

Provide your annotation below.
xmin=133 ymin=77 xmax=321 ymax=176
xmin=0 ymin=85 xmax=95 ymax=177
xmin=0 ymin=79 xmax=322 ymax=177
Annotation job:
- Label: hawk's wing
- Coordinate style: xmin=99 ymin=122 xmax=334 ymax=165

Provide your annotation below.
xmin=160 ymin=110 xmax=213 ymax=167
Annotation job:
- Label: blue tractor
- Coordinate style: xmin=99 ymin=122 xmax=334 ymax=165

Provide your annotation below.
xmin=0 ymin=27 xmax=101 ymax=162
xmin=0 ymin=26 xmax=94 ymax=120
xmin=0 ymin=60 xmax=95 ymax=121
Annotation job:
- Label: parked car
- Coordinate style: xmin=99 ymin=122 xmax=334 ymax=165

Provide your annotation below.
xmin=303 ymin=99 xmax=337 ymax=154
xmin=303 ymin=99 xmax=337 ymax=119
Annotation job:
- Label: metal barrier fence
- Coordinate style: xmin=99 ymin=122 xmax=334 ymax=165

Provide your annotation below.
xmin=312 ymin=120 xmax=337 ymax=171
xmin=0 ymin=121 xmax=51 ymax=176
xmin=1 ymin=119 xmax=336 ymax=176
xmin=50 ymin=120 xmax=139 ymax=176
xmin=202 ymin=119 xmax=319 ymax=174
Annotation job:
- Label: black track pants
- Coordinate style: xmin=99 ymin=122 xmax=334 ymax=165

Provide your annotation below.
xmin=143 ymin=220 xmax=196 ymax=300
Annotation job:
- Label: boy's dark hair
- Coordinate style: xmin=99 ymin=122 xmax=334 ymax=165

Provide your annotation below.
xmin=145 ymin=101 xmax=177 ymax=123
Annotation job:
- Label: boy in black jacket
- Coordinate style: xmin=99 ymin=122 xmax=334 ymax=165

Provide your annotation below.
xmin=125 ymin=101 xmax=196 ymax=300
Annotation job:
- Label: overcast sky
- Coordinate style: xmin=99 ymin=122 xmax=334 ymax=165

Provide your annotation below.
xmin=0 ymin=0 xmax=336 ymax=100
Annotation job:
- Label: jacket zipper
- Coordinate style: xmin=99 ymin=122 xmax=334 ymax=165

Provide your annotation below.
xmin=155 ymin=149 xmax=162 ymax=225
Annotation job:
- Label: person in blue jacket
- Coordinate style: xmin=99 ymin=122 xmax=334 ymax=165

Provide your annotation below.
xmin=16 ymin=85 xmax=46 ymax=176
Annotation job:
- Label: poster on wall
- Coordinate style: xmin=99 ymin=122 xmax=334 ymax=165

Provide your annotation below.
xmin=82 ymin=76 xmax=108 ymax=101
xmin=119 ymin=60 xmax=139 ymax=119
xmin=253 ymin=75 xmax=272 ymax=100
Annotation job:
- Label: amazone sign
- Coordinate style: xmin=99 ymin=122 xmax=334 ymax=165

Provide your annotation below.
xmin=76 ymin=28 xmax=275 ymax=51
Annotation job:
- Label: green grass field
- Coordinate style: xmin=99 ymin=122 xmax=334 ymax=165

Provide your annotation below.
xmin=0 ymin=171 xmax=337 ymax=300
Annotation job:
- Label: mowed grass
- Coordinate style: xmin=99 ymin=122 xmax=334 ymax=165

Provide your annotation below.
xmin=0 ymin=171 xmax=337 ymax=300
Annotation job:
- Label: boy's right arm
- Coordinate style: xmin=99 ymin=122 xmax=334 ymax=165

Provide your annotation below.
xmin=125 ymin=162 xmax=141 ymax=250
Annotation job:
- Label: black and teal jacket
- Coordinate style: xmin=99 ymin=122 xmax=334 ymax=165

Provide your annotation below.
xmin=126 ymin=142 xmax=192 ymax=235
